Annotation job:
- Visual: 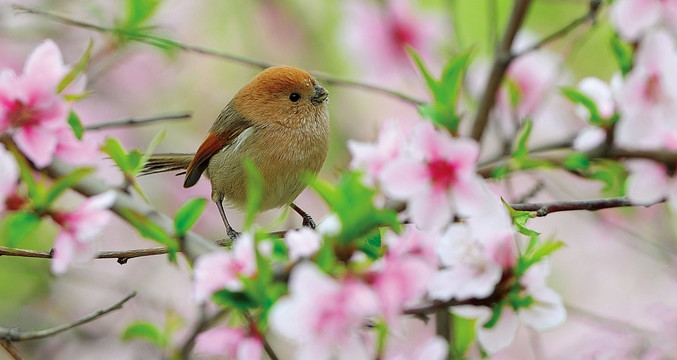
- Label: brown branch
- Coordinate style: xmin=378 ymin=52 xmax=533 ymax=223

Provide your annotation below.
xmin=510 ymin=0 xmax=603 ymax=59
xmin=1 ymin=341 xmax=26 ymax=360
xmin=12 ymin=5 xmax=425 ymax=106
xmin=470 ymin=0 xmax=533 ymax=142
xmin=179 ymin=307 xmax=230 ymax=358
xmin=509 ymin=197 xmax=664 ymax=217
xmin=0 ymin=291 xmax=136 ymax=341
xmin=84 ymin=112 xmax=192 ymax=131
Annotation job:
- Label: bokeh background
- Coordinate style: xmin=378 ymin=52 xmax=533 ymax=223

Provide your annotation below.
xmin=1 ymin=0 xmax=676 ymax=359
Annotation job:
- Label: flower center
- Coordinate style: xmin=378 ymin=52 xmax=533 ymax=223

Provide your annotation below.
xmin=644 ymin=74 xmax=664 ymax=104
xmin=427 ymin=159 xmax=457 ymax=188
xmin=8 ymin=100 xmax=39 ymax=128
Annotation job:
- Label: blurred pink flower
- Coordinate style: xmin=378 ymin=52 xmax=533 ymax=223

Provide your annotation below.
xmin=0 ymin=39 xmax=90 ymax=168
xmin=453 ymin=262 xmax=565 ymax=355
xmin=383 ymin=226 xmax=438 ymax=266
xmin=269 ymin=262 xmax=379 ymax=360
xmin=284 ymin=227 xmax=321 ymax=262
xmin=571 ymin=76 xmax=620 ymax=151
xmin=379 ymin=122 xmax=484 ymax=230
xmin=0 ymin=143 xmax=19 ymax=214
xmin=340 ymin=0 xmax=444 ymax=80
xmin=427 ymin=223 xmax=516 ymax=301
xmin=368 ymin=253 xmax=435 ymax=325
xmin=625 ymin=160 xmax=677 ymax=211
xmin=193 ymin=232 xmax=257 ymax=302
xmin=348 ymin=120 xmax=408 ymax=186
xmin=51 ymin=190 xmax=116 ymax=274
xmin=382 ymin=318 xmax=448 ymax=360
xmin=195 ymin=325 xmax=263 ymax=360
xmin=615 ymin=30 xmax=677 ymax=150
xmin=610 ymin=0 xmax=677 ymax=41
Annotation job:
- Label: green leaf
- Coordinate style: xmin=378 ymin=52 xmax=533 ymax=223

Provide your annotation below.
xmin=57 ymin=40 xmax=93 ymax=94
xmin=119 ymin=208 xmax=178 ymax=261
xmin=561 ymin=87 xmax=603 ymax=125
xmin=611 ymin=35 xmax=634 ymax=76
xmin=311 ymin=172 xmax=400 ymax=245
xmin=407 ymin=47 xmax=440 ymax=96
xmin=8 ymin=144 xmax=42 ymax=205
xmin=174 ymin=197 xmax=207 ymax=237
xmin=124 ymin=0 xmax=162 ymax=29
xmin=102 ymin=138 xmax=132 ymax=173
xmin=136 ymin=129 xmax=166 ymax=174
xmin=491 ymin=165 xmax=510 ymax=179
xmin=1 ymin=212 xmax=41 ymax=247
xmin=67 ymin=110 xmax=84 ymax=140
xmin=244 ymin=159 xmax=264 ymax=229
xmin=44 ymin=167 xmax=94 ymax=207
xmin=451 ymin=314 xmax=477 ymax=357
xmin=314 ymin=238 xmax=338 ymax=273
xmin=518 ymin=238 xmax=565 ymax=276
xmin=512 ymin=118 xmax=533 ymax=160
xmin=358 ymin=229 xmax=384 ymax=260
xmin=121 ymin=321 xmax=166 ymax=348
xmin=563 ymin=152 xmax=591 ymax=172
xmin=212 ymin=289 xmax=258 ymax=311
xmin=503 ymin=199 xmax=539 ymax=238
xmin=482 ymin=302 xmax=504 ymax=329
xmin=590 ymin=159 xmax=628 ymax=197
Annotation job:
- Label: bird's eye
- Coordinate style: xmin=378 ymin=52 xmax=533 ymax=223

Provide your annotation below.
xmin=289 ymin=93 xmax=301 ymax=102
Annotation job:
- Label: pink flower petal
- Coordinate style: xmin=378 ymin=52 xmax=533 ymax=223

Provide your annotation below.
xmin=611 ymin=0 xmax=661 ymax=41
xmin=518 ymin=286 xmax=566 ymax=330
xmin=626 ymin=160 xmax=669 ymax=205
xmin=379 ymin=158 xmax=428 ymax=199
xmin=408 ymin=185 xmax=452 ymax=230
xmin=51 ymin=231 xmax=76 ymax=274
xmin=14 ymin=125 xmax=58 ymax=168
xmin=23 ymin=40 xmax=68 ymax=89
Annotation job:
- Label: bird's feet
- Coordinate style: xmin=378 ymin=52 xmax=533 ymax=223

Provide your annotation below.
xmin=301 ymin=214 xmax=316 ymax=229
xmin=226 ymin=227 xmax=241 ymax=241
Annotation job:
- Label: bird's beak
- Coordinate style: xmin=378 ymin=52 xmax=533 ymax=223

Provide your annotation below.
xmin=312 ymin=84 xmax=329 ymax=105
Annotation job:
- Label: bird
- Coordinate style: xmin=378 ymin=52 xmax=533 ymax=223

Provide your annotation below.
xmin=141 ymin=66 xmax=330 ymax=240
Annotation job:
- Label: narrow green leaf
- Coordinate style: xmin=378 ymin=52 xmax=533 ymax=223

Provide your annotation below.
xmin=64 ymin=91 xmax=95 ymax=102
xmin=590 ymin=160 xmax=628 ymax=196
xmin=610 ymin=35 xmax=634 ymax=76
xmin=212 ymin=289 xmax=258 ymax=311
xmin=561 ymin=87 xmax=603 ymax=125
xmin=452 ymin=314 xmax=477 ymax=357
xmin=102 ymin=138 xmax=131 ymax=173
xmin=119 ymin=208 xmax=178 ymax=261
xmin=125 ymin=0 xmax=162 ymax=29
xmin=512 ymin=119 xmax=533 ymax=160
xmin=121 ymin=322 xmax=166 ymax=348
xmin=407 ymin=47 xmax=439 ymax=96
xmin=491 ymin=165 xmax=510 ymax=179
xmin=44 ymin=167 xmax=94 ymax=207
xmin=563 ymin=152 xmax=591 ymax=172
xmin=482 ymin=303 xmax=504 ymax=329
xmin=174 ymin=197 xmax=207 ymax=237
xmin=136 ymin=129 xmax=166 ymax=174
xmin=244 ymin=159 xmax=264 ymax=229
xmin=439 ymin=50 xmax=473 ymax=104
xmin=67 ymin=110 xmax=84 ymax=140
xmin=57 ymin=40 xmax=93 ymax=94
xmin=1 ymin=212 xmax=41 ymax=247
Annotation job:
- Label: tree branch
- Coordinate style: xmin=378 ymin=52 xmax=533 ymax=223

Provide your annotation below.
xmin=12 ymin=5 xmax=425 ymax=106
xmin=470 ymin=0 xmax=533 ymax=142
xmin=84 ymin=112 xmax=192 ymax=131
xmin=510 ymin=0 xmax=603 ymax=59
xmin=1 ymin=341 xmax=26 ymax=360
xmin=509 ymin=197 xmax=664 ymax=217
xmin=0 ymin=291 xmax=136 ymax=341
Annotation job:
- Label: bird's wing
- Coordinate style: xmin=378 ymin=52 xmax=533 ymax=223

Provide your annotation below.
xmin=183 ymin=113 xmax=252 ymax=188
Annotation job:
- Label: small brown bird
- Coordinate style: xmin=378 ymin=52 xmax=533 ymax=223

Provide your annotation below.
xmin=142 ymin=66 xmax=330 ymax=239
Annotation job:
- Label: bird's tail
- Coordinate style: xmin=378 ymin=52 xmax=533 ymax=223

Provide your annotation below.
xmin=140 ymin=153 xmax=195 ymax=176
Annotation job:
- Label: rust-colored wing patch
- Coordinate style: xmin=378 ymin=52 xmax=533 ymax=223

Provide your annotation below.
xmin=184 ymin=132 xmax=224 ymax=188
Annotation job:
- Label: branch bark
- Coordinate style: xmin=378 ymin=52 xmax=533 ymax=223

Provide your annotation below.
xmin=0 ymin=291 xmax=136 ymax=341
xmin=84 ymin=112 xmax=192 ymax=131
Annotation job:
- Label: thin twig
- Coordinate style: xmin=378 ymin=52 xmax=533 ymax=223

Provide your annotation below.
xmin=243 ymin=312 xmax=279 ymax=360
xmin=510 ymin=0 xmax=603 ymax=59
xmin=0 ymin=291 xmax=136 ymax=341
xmin=1 ymin=341 xmax=26 ymax=360
xmin=12 ymin=5 xmax=424 ymax=106
xmin=179 ymin=307 xmax=230 ymax=358
xmin=84 ymin=112 xmax=192 ymax=131
xmin=470 ymin=0 xmax=533 ymax=142
xmin=509 ymin=197 xmax=664 ymax=217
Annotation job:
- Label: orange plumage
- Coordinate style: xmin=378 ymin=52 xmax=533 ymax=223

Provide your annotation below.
xmin=143 ymin=66 xmax=330 ymax=239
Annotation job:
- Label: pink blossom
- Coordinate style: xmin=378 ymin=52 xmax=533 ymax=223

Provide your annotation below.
xmin=379 ymin=121 xmax=484 ymax=230
xmin=348 ymin=120 xmax=408 ymax=186
xmin=610 ymin=0 xmax=677 ymax=41
xmin=0 ymin=143 xmax=19 ymax=214
xmin=0 ymin=40 xmax=90 ymax=168
xmin=427 ymin=223 xmax=516 ymax=301
xmin=383 ymin=226 xmax=438 ymax=266
xmin=269 ymin=263 xmax=379 ymax=360
xmin=625 ymin=159 xmax=677 ymax=211
xmin=195 ymin=326 xmax=263 ymax=360
xmin=453 ymin=262 xmax=565 ymax=355
xmin=193 ymin=232 xmax=257 ymax=302
xmin=382 ymin=318 xmax=448 ymax=360
xmin=339 ymin=0 xmax=444 ymax=81
xmin=51 ymin=190 xmax=116 ymax=274
xmin=284 ymin=227 xmax=321 ymax=262
xmin=369 ymin=254 xmax=436 ymax=325
xmin=615 ymin=30 xmax=677 ymax=150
